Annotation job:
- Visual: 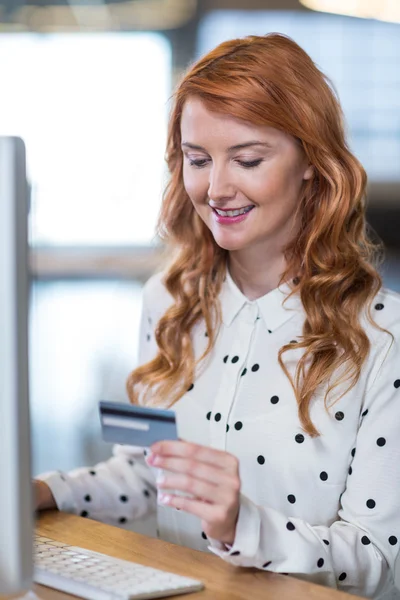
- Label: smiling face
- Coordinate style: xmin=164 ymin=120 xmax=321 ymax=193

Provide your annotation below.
xmin=181 ymin=97 xmax=313 ymax=255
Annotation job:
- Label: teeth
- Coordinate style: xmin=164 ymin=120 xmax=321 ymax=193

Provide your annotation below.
xmin=215 ymin=206 xmax=253 ymax=217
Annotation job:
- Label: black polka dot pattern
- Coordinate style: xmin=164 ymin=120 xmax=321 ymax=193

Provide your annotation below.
xmin=81 ymin=511 xmax=88 ymax=517
xmin=389 ymin=536 xmax=398 ymax=546
xmin=84 ymin=494 xmax=91 ymax=502
xmin=323 ymin=539 xmax=330 ymax=545
xmin=377 ymin=437 xmax=386 ymax=447
xmin=251 ymin=364 xmax=259 ymax=372
xmin=394 ymin=380 xmax=400 ymax=389
xmin=119 ymin=517 xmax=127 ymax=524
xmin=295 ymin=434 xmax=305 ymax=443
xmin=335 ymin=411 xmax=344 ymax=421
xmin=351 ymin=448 xmax=356 ymax=457
xmin=89 ymin=470 xmax=96 ymax=476
xmin=187 ymin=383 xmax=194 ymax=391
xmin=143 ymin=489 xmax=150 ymax=497
xmin=120 ymin=495 xmax=128 ymax=503
xmin=257 ymin=455 xmax=265 ymax=465
xmin=263 ymin=561 xmax=272 ymax=568
xmin=338 ymin=572 xmax=347 ymax=581
xmin=375 ymin=303 xmax=384 ymax=310
xmin=231 ymin=356 xmax=239 ymax=363
xmin=230 ymin=550 xmax=240 ymax=556
xmin=146 ymin=334 xmax=151 ymax=341
xmin=361 ymin=536 xmax=371 ymax=545
xmin=366 ymin=499 xmax=376 ymax=509
xmin=223 ymin=355 xmax=229 ymax=363
xmin=215 ymin=413 xmax=221 ymax=422
xmin=348 ymin=466 xmax=352 ymax=475
xmin=226 ymin=424 xmax=229 ymax=432
xmin=286 ymin=522 xmax=295 ymax=531
xmin=206 ymin=411 xmax=211 ymax=420
xmin=320 ymin=472 xmax=328 ymax=481
xmin=362 ymin=409 xmax=368 ymax=417
xmin=271 ymin=396 xmax=279 ymax=404
xmin=287 ymin=495 xmax=296 ymax=504
xmin=234 ymin=421 xmax=243 ymax=430
xmin=201 ymin=531 xmax=207 ymax=540
xmin=241 ymin=368 xmax=247 ymax=376
xmin=317 ymin=558 xmax=324 ymax=568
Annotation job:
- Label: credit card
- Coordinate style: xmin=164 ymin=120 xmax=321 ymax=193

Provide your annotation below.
xmin=99 ymin=400 xmax=178 ymax=447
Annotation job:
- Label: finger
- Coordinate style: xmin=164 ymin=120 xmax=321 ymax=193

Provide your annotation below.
xmin=157 ymin=472 xmax=233 ymax=504
xmin=150 ymin=441 xmax=238 ymax=473
xmin=149 ymin=455 xmax=238 ymax=487
xmin=158 ymin=492 xmax=221 ymax=523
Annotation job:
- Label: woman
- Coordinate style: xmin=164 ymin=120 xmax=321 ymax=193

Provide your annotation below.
xmin=35 ymin=33 xmax=400 ymax=599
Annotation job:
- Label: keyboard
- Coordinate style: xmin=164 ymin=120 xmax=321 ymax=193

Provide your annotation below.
xmin=34 ymin=535 xmax=204 ymax=600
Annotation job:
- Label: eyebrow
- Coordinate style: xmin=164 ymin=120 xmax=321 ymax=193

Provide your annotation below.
xmin=181 ymin=141 xmax=273 ymax=152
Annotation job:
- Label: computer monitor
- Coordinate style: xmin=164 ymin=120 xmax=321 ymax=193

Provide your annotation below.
xmin=0 ymin=136 xmax=33 ymax=594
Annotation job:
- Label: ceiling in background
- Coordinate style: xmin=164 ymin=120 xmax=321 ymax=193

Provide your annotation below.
xmin=0 ymin=0 xmax=308 ymax=33
xmin=1 ymin=0 xmax=400 ymax=30
xmin=0 ymin=0 xmax=199 ymax=30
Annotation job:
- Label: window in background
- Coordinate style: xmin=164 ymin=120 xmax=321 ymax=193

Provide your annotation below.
xmin=0 ymin=33 xmax=171 ymax=246
xmin=198 ymin=11 xmax=400 ymax=182
xmin=30 ymin=278 xmax=144 ymax=476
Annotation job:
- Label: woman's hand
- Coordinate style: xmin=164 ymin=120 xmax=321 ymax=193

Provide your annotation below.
xmin=147 ymin=440 xmax=241 ymax=546
xmin=33 ymin=479 xmax=57 ymax=511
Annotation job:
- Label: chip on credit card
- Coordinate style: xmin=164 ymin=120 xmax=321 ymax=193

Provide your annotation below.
xmin=99 ymin=400 xmax=178 ymax=447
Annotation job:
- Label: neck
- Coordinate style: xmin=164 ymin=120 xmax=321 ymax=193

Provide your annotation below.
xmin=228 ymin=246 xmax=290 ymax=301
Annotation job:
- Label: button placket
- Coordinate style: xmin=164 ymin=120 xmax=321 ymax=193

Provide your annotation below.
xmin=210 ymin=303 xmax=259 ymax=450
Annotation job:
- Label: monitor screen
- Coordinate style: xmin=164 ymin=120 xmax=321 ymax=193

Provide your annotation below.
xmin=0 ymin=136 xmax=33 ymax=594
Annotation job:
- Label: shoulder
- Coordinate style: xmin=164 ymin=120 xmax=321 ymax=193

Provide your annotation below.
xmin=362 ymin=287 xmax=400 ymax=371
xmin=142 ymin=270 xmax=174 ymax=317
xmin=367 ymin=287 xmax=400 ymax=334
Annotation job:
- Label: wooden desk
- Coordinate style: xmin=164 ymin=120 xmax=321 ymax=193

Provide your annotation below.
xmin=31 ymin=511 xmax=360 ymax=600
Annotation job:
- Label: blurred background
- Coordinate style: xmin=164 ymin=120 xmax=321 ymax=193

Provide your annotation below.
xmin=1 ymin=0 xmax=399 ymax=536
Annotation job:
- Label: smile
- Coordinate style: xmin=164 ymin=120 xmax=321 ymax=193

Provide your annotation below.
xmin=213 ymin=206 xmax=254 ymax=217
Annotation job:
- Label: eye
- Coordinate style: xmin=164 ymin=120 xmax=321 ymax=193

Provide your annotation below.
xmin=237 ymin=159 xmax=263 ymax=168
xmin=188 ymin=158 xmax=209 ymax=168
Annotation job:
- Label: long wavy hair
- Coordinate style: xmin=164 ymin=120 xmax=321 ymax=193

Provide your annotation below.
xmin=126 ymin=33 xmax=384 ymax=437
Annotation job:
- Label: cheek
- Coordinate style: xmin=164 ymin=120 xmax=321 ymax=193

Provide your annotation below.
xmin=256 ymin=161 xmax=304 ymax=205
xmin=183 ymin=168 xmax=207 ymax=204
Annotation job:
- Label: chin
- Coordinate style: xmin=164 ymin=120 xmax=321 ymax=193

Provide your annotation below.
xmin=212 ymin=234 xmax=248 ymax=252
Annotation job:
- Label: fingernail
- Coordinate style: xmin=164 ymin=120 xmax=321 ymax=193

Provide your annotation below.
xmin=158 ymin=493 xmax=171 ymax=505
xmin=145 ymin=451 xmax=154 ymax=464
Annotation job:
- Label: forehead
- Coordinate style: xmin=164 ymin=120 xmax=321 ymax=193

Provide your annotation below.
xmin=180 ymin=96 xmax=275 ymax=146
xmin=180 ymin=97 xmax=295 ymax=150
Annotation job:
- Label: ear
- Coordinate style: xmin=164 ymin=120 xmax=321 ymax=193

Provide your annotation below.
xmin=303 ymin=164 xmax=314 ymax=180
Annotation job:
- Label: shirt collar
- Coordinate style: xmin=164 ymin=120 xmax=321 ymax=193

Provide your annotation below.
xmin=219 ymin=269 xmax=303 ymax=332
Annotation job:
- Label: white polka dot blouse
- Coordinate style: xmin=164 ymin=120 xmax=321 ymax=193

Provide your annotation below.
xmin=38 ymin=270 xmax=400 ymax=599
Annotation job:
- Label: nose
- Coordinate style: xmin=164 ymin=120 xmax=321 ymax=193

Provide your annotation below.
xmin=208 ymin=164 xmax=236 ymax=204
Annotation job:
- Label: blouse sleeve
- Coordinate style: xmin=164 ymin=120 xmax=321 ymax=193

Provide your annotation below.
xmin=37 ymin=276 xmax=161 ymax=525
xmin=36 ymin=444 xmax=157 ymax=526
xmin=208 ymin=319 xmax=400 ymax=599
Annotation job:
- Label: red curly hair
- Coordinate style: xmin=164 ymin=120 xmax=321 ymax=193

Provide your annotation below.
xmin=126 ymin=33 xmax=384 ymax=437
